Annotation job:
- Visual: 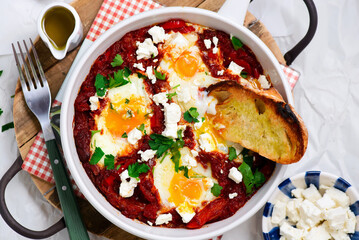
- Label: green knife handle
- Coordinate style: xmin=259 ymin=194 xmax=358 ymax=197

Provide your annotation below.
xmin=45 ymin=139 xmax=89 ymax=240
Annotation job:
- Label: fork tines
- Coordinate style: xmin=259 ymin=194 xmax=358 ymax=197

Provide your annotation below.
xmin=12 ymin=39 xmax=47 ymax=92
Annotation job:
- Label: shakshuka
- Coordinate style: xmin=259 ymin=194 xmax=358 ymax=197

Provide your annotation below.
xmin=73 ymin=19 xmax=276 ymax=228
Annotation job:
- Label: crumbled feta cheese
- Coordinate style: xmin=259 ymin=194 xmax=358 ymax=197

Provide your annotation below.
xmin=155 ymin=213 xmax=172 ymax=225
xmin=229 ymin=192 xmax=238 ymax=199
xmin=305 ymin=225 xmax=331 ymax=240
xmin=291 ymin=188 xmax=304 ymax=199
xmin=302 ymin=184 xmax=322 ymax=202
xmin=199 ymin=133 xmax=215 ymax=152
xmin=138 ymin=149 xmax=156 ymax=162
xmin=325 ymin=207 xmax=347 ymax=230
xmin=89 ymin=96 xmax=99 ymax=111
xmin=217 ymin=143 xmax=228 ymax=153
xmin=344 ymin=209 xmax=356 ymax=234
xmin=258 ymin=75 xmax=271 ymax=89
xmin=217 ymin=70 xmax=224 ymax=75
xmin=191 ymin=150 xmax=199 ymax=157
xmin=153 ymin=92 xmax=168 ymax=106
xmin=127 ymin=128 xmax=143 ymax=145
xmin=153 ymin=59 xmax=158 ymax=62
xmin=228 ymin=61 xmax=244 ymax=75
xmin=325 ymin=188 xmax=350 ymax=208
xmin=204 ymin=178 xmax=214 ymax=189
xmin=136 ymin=38 xmax=158 ymax=60
xmin=271 ymin=201 xmax=287 ymax=224
xmin=280 ymin=222 xmax=304 ymax=240
xmin=147 ymin=221 xmax=153 ymax=226
xmin=176 ymin=87 xmax=191 ymax=103
xmin=212 ymin=36 xmax=219 ymax=54
xmin=133 ymin=62 xmax=145 ymax=71
xmin=194 ymin=117 xmax=204 ymax=130
xmin=329 ymin=230 xmax=350 ymax=240
xmin=286 ymin=198 xmax=302 ymax=223
xmin=146 ymin=66 xmax=156 ymax=84
xmin=162 ymin=103 xmax=181 ymax=138
xmin=119 ymin=170 xmax=139 ymax=198
xmin=148 ymin=26 xmax=168 ymax=44
xmin=298 ymin=199 xmax=323 ymax=227
xmin=204 ymin=39 xmax=212 ymax=49
xmin=228 ymin=167 xmax=242 ymax=184
xmin=181 ymin=154 xmax=197 ymax=169
xmin=316 ymin=193 xmax=336 ymax=210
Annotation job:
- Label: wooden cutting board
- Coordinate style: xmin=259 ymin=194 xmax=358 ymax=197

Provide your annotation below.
xmin=13 ymin=0 xmax=285 ymax=239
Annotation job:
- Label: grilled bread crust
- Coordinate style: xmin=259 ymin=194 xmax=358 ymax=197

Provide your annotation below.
xmin=208 ymin=81 xmax=308 ymax=164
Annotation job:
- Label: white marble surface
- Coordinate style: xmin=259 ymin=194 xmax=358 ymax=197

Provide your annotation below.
xmin=1 ymin=0 xmax=358 ymax=239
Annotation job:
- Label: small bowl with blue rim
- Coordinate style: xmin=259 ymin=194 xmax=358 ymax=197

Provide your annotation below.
xmin=262 ymin=171 xmax=359 ymax=240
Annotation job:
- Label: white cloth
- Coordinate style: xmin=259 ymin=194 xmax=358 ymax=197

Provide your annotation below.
xmin=1 ymin=0 xmax=359 ymax=239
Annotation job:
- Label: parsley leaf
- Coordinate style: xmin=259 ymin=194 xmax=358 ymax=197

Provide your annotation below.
xmin=90 ymin=147 xmax=105 ymax=165
xmin=91 ymin=130 xmax=101 ymax=137
xmin=254 ymin=169 xmax=266 ymax=187
xmin=211 ymin=183 xmax=223 ymax=197
xmin=125 ymin=98 xmax=130 ymax=104
xmin=231 ymin=36 xmax=243 ymax=50
xmin=171 ymin=140 xmax=184 ymax=172
xmin=148 ymin=134 xmax=174 ymax=158
xmin=128 ymin=162 xmax=150 ymax=178
xmin=228 ymin=147 xmax=238 ymax=161
xmin=123 ymin=67 xmax=132 ymax=78
xmin=1 ymin=122 xmax=14 ymax=132
xmin=183 ymin=107 xmax=200 ymax=123
xmin=137 ymin=72 xmax=147 ymax=79
xmin=116 ymin=164 xmax=122 ymax=170
xmin=109 ymin=69 xmax=129 ymax=89
xmin=179 ymin=166 xmax=189 ymax=178
xmin=240 ymin=71 xmax=248 ymax=79
xmin=238 ymin=162 xmax=266 ymax=195
xmin=172 ymin=84 xmax=180 ymax=89
xmin=104 ymin=154 xmax=115 ymax=170
xmin=0 ymin=70 xmax=3 ymax=76
xmin=166 ymin=92 xmax=177 ymax=100
xmin=0 ymin=108 xmax=3 ymax=116
xmin=111 ymin=54 xmax=124 ymax=67
xmin=137 ymin=123 xmax=145 ymax=132
xmin=121 ymin=132 xmax=128 ymax=138
xmin=154 ymin=69 xmax=166 ymax=80
xmin=95 ymin=74 xmax=108 ymax=97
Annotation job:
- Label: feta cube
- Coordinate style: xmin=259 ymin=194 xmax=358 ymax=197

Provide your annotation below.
xmin=152 ymin=92 xmax=168 ymax=106
xmin=199 ymin=133 xmax=216 ymax=152
xmin=344 ymin=209 xmax=356 ymax=234
xmin=89 ymin=96 xmax=99 ymax=111
xmin=146 ymin=66 xmax=156 ymax=84
xmin=191 ymin=150 xmax=199 ymax=157
xmin=133 ymin=62 xmax=145 ymax=71
xmin=148 ymin=26 xmax=169 ymax=44
xmin=127 ymin=128 xmax=143 ymax=145
xmin=329 ymin=231 xmax=350 ymax=240
xmin=119 ymin=170 xmax=139 ymax=198
xmin=302 ymin=184 xmax=322 ymax=202
xmin=162 ymin=103 xmax=181 ymax=138
xmin=229 ymin=193 xmax=238 ymax=199
xmin=325 ymin=188 xmax=350 ymax=208
xmin=176 ymin=87 xmax=191 ymax=103
xmin=136 ymin=38 xmax=158 ymax=60
xmin=286 ymin=199 xmax=302 ymax=223
xmin=325 ymin=207 xmax=347 ymax=231
xmin=228 ymin=167 xmax=242 ymax=184
xmin=181 ymin=154 xmax=197 ymax=169
xmin=258 ymin=75 xmax=271 ymax=89
xmin=228 ymin=61 xmax=244 ymax=75
xmin=272 ymin=201 xmax=287 ymax=225
xmin=138 ymin=149 xmax=156 ymax=162
xmin=155 ymin=213 xmax=172 ymax=225
xmin=298 ymin=199 xmax=323 ymax=227
xmin=316 ymin=194 xmax=336 ymax=210
xmin=204 ymin=39 xmax=212 ymax=49
xmin=212 ymin=36 xmax=219 ymax=54
xmin=305 ymin=225 xmax=331 ymax=240
xmin=217 ymin=70 xmax=224 ymax=75
xmin=280 ymin=222 xmax=304 ymax=240
xmin=291 ymin=188 xmax=304 ymax=199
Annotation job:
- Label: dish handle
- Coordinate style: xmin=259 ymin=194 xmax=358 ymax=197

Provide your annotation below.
xmin=0 ymin=155 xmax=66 ymax=239
xmin=218 ymin=0 xmax=318 ymax=66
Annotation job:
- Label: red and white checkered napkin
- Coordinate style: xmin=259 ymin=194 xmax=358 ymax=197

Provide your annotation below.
xmin=21 ymin=0 xmax=300 ymax=198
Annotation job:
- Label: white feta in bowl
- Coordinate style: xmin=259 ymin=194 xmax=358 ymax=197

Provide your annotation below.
xmin=262 ymin=171 xmax=359 ymax=240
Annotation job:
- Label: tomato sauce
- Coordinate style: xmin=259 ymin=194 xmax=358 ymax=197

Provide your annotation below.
xmin=73 ymin=19 xmax=275 ymax=229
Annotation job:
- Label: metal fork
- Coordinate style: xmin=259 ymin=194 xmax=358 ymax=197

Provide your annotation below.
xmin=12 ymin=39 xmax=89 ymax=240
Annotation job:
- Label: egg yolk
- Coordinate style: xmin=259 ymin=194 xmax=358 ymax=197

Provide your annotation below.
xmin=104 ymin=103 xmax=146 ymax=137
xmin=169 ymin=173 xmax=203 ymax=206
xmin=175 ymin=52 xmax=199 ymax=77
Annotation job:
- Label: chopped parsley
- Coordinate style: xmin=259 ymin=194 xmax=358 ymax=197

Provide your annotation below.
xmin=231 ymin=36 xmax=243 ymax=50
xmin=108 ymin=69 xmax=130 ymax=89
xmin=110 ymin=103 xmax=115 ymax=110
xmin=104 ymin=154 xmax=115 ymax=170
xmin=111 ymin=54 xmax=124 ymax=67
xmin=91 ymin=130 xmax=101 ymax=137
xmin=126 ymin=110 xmax=133 ymax=118
xmin=183 ymin=107 xmax=200 ymax=123
xmin=11 ymin=95 xmax=14 ymax=98
xmin=228 ymin=147 xmax=238 ymax=161
xmin=166 ymin=92 xmax=177 ymax=100
xmin=238 ymin=162 xmax=265 ymax=195
xmin=1 ymin=122 xmax=14 ymax=132
xmin=148 ymin=134 xmax=174 ymax=158
xmin=89 ymin=147 xmax=104 ymax=165
xmin=128 ymin=162 xmax=150 ymax=179
xmin=94 ymin=74 xmax=108 ymax=97
xmin=240 ymin=71 xmax=248 ymax=79
xmin=179 ymin=166 xmax=189 ymax=178
xmin=211 ymin=183 xmax=223 ymax=197
xmin=121 ymin=132 xmax=128 ymax=138
xmin=137 ymin=123 xmax=145 ymax=132
xmin=116 ymin=164 xmax=122 ymax=170
xmin=137 ymin=72 xmax=147 ymax=79
xmin=172 ymin=84 xmax=180 ymax=89
xmin=0 ymin=108 xmax=3 ymax=116
xmin=154 ymin=69 xmax=166 ymax=80
xmin=125 ymin=98 xmax=130 ymax=104
xmin=123 ymin=67 xmax=132 ymax=78
xmin=0 ymin=70 xmax=3 ymax=77
xmin=241 ymin=148 xmax=253 ymax=167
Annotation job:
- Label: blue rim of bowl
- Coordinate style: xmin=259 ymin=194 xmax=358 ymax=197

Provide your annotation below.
xmin=262 ymin=171 xmax=359 ymax=240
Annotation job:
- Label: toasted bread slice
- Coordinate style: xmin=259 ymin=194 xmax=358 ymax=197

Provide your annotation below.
xmin=208 ymin=81 xmax=308 ymax=164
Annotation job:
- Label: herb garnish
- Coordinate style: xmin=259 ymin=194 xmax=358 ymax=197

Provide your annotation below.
xmin=211 ymin=183 xmax=223 ymax=197
xmin=183 ymin=107 xmax=200 ymax=123
xmin=228 ymin=147 xmax=238 ymax=161
xmin=91 ymin=130 xmax=101 ymax=137
xmin=137 ymin=123 xmax=145 ymax=132
xmin=108 ymin=70 xmax=130 ymax=89
xmin=1 ymin=122 xmax=14 ymax=132
xmin=166 ymin=92 xmax=177 ymax=100
xmin=104 ymin=154 xmax=115 ymax=170
xmin=240 ymin=71 xmax=248 ymax=79
xmin=116 ymin=164 xmax=122 ymax=170
xmin=0 ymin=70 xmax=3 ymax=77
xmin=111 ymin=54 xmax=124 ymax=67
xmin=89 ymin=147 xmax=105 ymax=165
xmin=125 ymin=98 xmax=130 ymax=104
xmin=94 ymin=74 xmax=108 ymax=97
xmin=154 ymin=69 xmax=166 ymax=80
xmin=179 ymin=166 xmax=189 ymax=178
xmin=128 ymin=162 xmax=150 ymax=179
xmin=0 ymin=108 xmax=3 ymax=116
xmin=121 ymin=132 xmax=128 ymax=138
xmin=238 ymin=162 xmax=265 ymax=195
xmin=231 ymin=36 xmax=243 ymax=50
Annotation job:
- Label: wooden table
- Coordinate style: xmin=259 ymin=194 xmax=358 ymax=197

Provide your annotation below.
xmin=13 ymin=0 xmax=285 ymax=239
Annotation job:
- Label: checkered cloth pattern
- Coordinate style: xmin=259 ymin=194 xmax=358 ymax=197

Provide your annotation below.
xmin=21 ymin=0 xmax=300 ymax=198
